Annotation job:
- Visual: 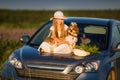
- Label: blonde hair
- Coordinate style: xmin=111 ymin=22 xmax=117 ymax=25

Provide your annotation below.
xmin=53 ymin=18 xmax=66 ymax=38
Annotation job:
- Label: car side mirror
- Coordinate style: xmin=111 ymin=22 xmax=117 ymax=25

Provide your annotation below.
xmin=112 ymin=43 xmax=120 ymax=53
xmin=20 ymin=34 xmax=30 ymax=44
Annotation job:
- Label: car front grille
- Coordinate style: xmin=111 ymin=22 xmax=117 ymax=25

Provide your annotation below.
xmin=16 ymin=62 xmax=79 ymax=80
xmin=16 ymin=68 xmax=78 ymax=80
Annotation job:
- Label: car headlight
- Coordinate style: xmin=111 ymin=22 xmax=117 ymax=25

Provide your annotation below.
xmin=74 ymin=61 xmax=100 ymax=74
xmin=85 ymin=61 xmax=99 ymax=72
xmin=8 ymin=53 xmax=22 ymax=69
xmin=74 ymin=65 xmax=85 ymax=74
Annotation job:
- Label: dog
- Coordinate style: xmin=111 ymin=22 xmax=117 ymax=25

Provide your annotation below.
xmin=38 ymin=22 xmax=79 ymax=53
xmin=65 ymin=22 xmax=79 ymax=50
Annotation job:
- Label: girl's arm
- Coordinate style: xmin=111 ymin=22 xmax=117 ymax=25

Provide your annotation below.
xmin=51 ymin=30 xmax=69 ymax=45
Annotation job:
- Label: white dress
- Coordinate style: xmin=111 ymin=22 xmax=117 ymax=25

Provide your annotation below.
xmin=38 ymin=24 xmax=72 ymax=54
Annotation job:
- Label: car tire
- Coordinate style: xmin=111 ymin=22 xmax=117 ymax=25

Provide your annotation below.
xmin=107 ymin=68 xmax=116 ymax=80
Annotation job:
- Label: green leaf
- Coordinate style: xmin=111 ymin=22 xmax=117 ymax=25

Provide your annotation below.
xmin=75 ymin=44 xmax=100 ymax=55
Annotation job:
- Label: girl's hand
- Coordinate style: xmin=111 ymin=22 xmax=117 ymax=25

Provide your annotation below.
xmin=58 ymin=40 xmax=69 ymax=45
xmin=64 ymin=41 xmax=69 ymax=45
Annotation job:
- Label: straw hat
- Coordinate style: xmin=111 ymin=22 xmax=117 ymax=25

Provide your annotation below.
xmin=53 ymin=11 xmax=66 ymax=19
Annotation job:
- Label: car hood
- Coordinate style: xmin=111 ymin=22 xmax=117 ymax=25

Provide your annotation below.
xmin=17 ymin=45 xmax=105 ymax=72
xmin=18 ymin=45 xmax=82 ymax=65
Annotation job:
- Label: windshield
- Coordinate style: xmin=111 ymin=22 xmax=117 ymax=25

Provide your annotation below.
xmin=29 ymin=20 xmax=109 ymax=50
xmin=29 ymin=21 xmax=52 ymax=45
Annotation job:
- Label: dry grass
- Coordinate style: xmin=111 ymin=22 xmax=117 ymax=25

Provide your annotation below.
xmin=0 ymin=28 xmax=36 ymax=41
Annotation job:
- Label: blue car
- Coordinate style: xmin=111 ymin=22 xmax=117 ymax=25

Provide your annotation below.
xmin=1 ymin=17 xmax=120 ymax=80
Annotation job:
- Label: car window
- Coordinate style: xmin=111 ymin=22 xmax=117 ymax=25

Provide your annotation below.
xmin=112 ymin=23 xmax=120 ymax=48
xmin=30 ymin=21 xmax=52 ymax=45
xmin=84 ymin=26 xmax=106 ymax=34
xmin=117 ymin=23 xmax=120 ymax=33
xmin=82 ymin=25 xmax=108 ymax=50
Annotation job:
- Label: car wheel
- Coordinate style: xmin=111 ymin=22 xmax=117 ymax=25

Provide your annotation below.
xmin=107 ymin=69 xmax=116 ymax=80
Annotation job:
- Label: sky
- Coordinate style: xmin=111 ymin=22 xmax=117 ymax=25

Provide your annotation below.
xmin=0 ymin=0 xmax=120 ymax=10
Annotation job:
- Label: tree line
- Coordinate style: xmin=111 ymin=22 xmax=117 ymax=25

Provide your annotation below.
xmin=0 ymin=9 xmax=120 ymax=29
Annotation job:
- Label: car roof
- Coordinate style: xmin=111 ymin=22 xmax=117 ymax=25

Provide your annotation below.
xmin=65 ymin=17 xmax=116 ymax=26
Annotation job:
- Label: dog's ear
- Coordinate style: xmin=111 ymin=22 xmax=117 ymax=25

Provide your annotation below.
xmin=70 ymin=22 xmax=77 ymax=27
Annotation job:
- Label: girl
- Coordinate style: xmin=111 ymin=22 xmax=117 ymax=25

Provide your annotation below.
xmin=39 ymin=11 xmax=72 ymax=54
